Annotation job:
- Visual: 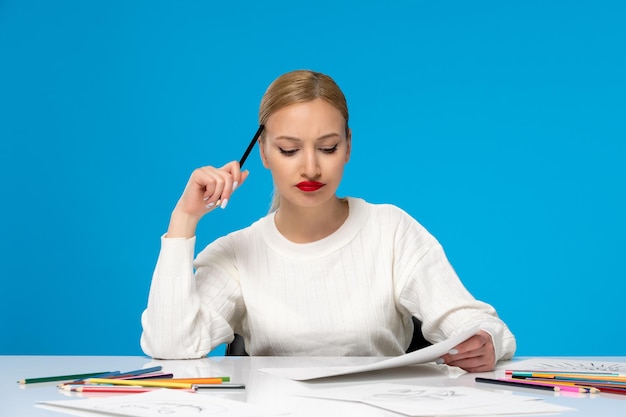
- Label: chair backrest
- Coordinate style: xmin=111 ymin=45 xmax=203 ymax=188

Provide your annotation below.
xmin=226 ymin=334 xmax=248 ymax=356
xmin=225 ymin=317 xmax=431 ymax=356
xmin=406 ymin=316 xmax=431 ymax=352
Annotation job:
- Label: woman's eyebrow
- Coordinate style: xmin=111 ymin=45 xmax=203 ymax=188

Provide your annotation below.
xmin=274 ymin=133 xmax=342 ymax=142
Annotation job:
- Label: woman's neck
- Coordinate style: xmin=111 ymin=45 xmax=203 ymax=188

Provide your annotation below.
xmin=274 ymin=197 xmax=349 ymax=244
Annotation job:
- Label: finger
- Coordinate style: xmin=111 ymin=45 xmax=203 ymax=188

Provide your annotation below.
xmin=438 ymin=339 xmax=481 ymax=364
xmin=445 ymin=334 xmax=495 ymax=372
xmin=239 ymin=169 xmax=250 ymax=188
xmin=454 ymin=332 xmax=490 ymax=355
xmin=437 ymin=332 xmax=492 ymax=365
xmin=193 ymin=167 xmax=227 ymax=207
xmin=220 ymin=161 xmax=243 ymax=186
xmin=447 ymin=357 xmax=495 ymax=373
xmin=441 ymin=347 xmax=490 ymax=372
xmin=456 ymin=333 xmax=487 ymax=354
xmin=197 ymin=163 xmax=248 ymax=211
xmin=447 ymin=346 xmax=495 ymax=372
xmin=217 ymin=169 xmax=250 ymax=210
xmin=215 ymin=161 xmax=247 ymax=209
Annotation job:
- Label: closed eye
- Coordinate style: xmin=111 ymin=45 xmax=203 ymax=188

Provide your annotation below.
xmin=321 ymin=144 xmax=339 ymax=154
xmin=278 ymin=147 xmax=298 ymax=156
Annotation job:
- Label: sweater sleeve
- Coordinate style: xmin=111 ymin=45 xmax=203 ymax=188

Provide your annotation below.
xmin=393 ymin=212 xmax=516 ymax=362
xmin=140 ymin=235 xmax=242 ymax=359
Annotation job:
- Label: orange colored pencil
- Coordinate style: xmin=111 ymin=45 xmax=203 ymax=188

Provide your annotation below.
xmin=144 ymin=378 xmax=224 ymax=384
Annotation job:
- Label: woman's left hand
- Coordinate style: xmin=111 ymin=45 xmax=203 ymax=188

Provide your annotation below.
xmin=438 ymin=330 xmax=496 ymax=372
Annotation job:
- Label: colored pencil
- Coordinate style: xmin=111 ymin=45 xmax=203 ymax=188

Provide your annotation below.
xmin=512 ymin=376 xmax=626 ymax=388
xmin=512 ymin=378 xmax=626 ymax=394
xmin=111 ymin=366 xmax=163 ymax=378
xmin=194 ymin=383 xmax=246 ymax=390
xmin=475 ymin=377 xmax=589 ymax=393
xmin=85 ymin=378 xmax=194 ymax=389
xmin=513 ymin=379 xmax=598 ymax=393
xmin=597 ymin=387 xmax=626 ymax=395
xmin=57 ymin=373 xmax=170 ymax=387
xmin=511 ymin=378 xmax=599 ymax=392
xmin=63 ymin=373 xmax=176 ymax=386
xmin=63 ymin=385 xmax=195 ymax=394
xmin=141 ymin=377 xmax=225 ymax=384
xmin=18 ymin=371 xmax=113 ymax=385
xmin=58 ymin=371 xmax=170 ymax=387
xmin=510 ymin=372 xmax=626 ymax=381
xmin=116 ymin=373 xmax=174 ymax=380
xmin=548 ymin=375 xmax=626 ymax=382
xmin=510 ymin=378 xmax=588 ymax=387
xmin=239 ymin=125 xmax=265 ymax=168
xmin=507 ymin=370 xmax=621 ymax=376
xmin=168 ymin=376 xmax=230 ymax=382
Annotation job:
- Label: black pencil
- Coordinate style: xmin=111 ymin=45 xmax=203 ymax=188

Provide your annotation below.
xmin=475 ymin=377 xmax=557 ymax=392
xmin=239 ymin=125 xmax=264 ymax=168
xmin=193 ymin=383 xmax=246 ymax=390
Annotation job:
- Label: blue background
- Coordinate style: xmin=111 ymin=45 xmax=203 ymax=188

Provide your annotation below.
xmin=1 ymin=1 xmax=624 ymax=356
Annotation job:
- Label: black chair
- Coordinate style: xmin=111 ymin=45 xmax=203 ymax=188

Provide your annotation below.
xmin=226 ymin=333 xmax=248 ymax=356
xmin=406 ymin=316 xmax=432 ymax=352
xmin=226 ymin=316 xmax=431 ymax=356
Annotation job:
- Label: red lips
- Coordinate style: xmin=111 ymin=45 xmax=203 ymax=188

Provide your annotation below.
xmin=296 ymin=181 xmax=324 ymax=192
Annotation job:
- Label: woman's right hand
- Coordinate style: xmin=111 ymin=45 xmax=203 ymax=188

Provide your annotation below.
xmin=166 ymin=161 xmax=249 ymax=238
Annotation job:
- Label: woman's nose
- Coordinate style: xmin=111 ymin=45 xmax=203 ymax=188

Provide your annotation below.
xmin=302 ymin=149 xmax=321 ymax=178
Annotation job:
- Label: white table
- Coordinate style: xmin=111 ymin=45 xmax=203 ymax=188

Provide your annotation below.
xmin=3 ymin=355 xmax=625 ymax=416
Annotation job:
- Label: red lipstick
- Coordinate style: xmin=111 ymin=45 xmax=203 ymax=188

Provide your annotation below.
xmin=296 ymin=181 xmax=324 ymax=192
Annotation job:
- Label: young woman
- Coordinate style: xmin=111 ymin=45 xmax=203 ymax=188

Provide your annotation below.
xmin=141 ymin=70 xmax=516 ymax=372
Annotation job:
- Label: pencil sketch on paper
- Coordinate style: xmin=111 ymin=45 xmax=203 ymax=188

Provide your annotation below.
xmin=508 ymin=358 xmax=626 ymax=373
xmin=364 ymin=387 xmax=462 ymax=402
xmin=94 ymin=401 xmax=227 ymax=415
xmin=38 ymin=389 xmax=286 ymax=417
xmin=297 ymin=383 xmax=576 ymax=416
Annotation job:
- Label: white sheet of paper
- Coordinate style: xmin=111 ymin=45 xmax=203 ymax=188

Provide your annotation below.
xmin=297 ymin=383 xmax=575 ymax=416
xmin=260 ymin=326 xmax=479 ymax=381
xmin=37 ymin=389 xmax=288 ymax=417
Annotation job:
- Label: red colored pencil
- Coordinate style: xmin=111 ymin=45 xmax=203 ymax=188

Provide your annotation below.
xmin=598 ymin=387 xmax=626 ymax=395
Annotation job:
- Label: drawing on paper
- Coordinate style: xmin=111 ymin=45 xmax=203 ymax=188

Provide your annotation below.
xmin=95 ymin=401 xmax=227 ymax=415
xmin=529 ymin=360 xmax=626 ymax=373
xmin=365 ymin=387 xmax=461 ymax=402
xmin=39 ymin=389 xmax=280 ymax=417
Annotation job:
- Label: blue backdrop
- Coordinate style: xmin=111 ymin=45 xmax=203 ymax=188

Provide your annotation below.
xmin=1 ymin=1 xmax=624 ymax=357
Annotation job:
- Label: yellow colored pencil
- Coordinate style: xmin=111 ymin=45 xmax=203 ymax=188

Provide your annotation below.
xmin=85 ymin=378 xmax=193 ymax=389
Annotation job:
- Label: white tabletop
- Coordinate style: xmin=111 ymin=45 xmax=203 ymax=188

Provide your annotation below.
xmin=3 ymin=355 xmax=626 ymax=416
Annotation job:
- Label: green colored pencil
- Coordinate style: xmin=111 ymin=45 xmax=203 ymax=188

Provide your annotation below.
xmin=18 ymin=371 xmax=112 ymax=384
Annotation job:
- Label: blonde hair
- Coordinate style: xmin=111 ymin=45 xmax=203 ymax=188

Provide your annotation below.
xmin=258 ymin=70 xmax=349 ymax=212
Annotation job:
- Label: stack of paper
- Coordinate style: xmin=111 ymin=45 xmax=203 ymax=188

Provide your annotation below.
xmin=259 ymin=326 xmax=479 ymax=381
xmin=297 ymin=383 xmax=574 ymax=416
xmin=38 ymin=389 xmax=288 ymax=417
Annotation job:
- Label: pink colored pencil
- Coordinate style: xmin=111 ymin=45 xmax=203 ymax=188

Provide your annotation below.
xmin=64 ymin=385 xmax=195 ymax=394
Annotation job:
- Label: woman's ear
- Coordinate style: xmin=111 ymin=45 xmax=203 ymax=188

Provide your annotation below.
xmin=259 ymin=140 xmax=269 ymax=168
